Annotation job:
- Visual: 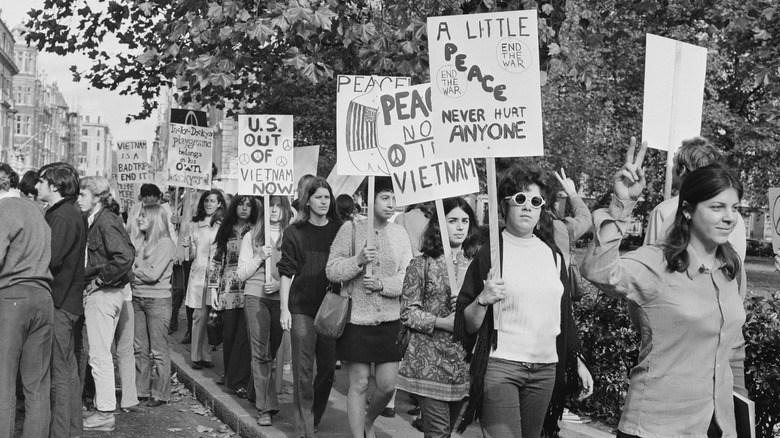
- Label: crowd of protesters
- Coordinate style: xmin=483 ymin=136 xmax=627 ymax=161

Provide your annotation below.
xmin=1 ymin=134 xmax=779 ymax=438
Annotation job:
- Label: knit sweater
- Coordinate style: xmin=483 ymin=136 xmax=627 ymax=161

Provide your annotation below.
xmin=277 ymin=220 xmax=341 ymax=316
xmin=44 ymin=197 xmax=86 ymax=315
xmin=326 ymin=218 xmax=412 ymax=326
xmin=0 ymin=196 xmax=53 ymax=291
xmin=131 ymin=238 xmax=175 ymax=298
xmin=236 ymin=229 xmax=282 ymax=299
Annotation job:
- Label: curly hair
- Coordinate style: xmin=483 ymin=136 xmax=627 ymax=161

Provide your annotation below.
xmin=496 ymin=162 xmax=556 ymax=247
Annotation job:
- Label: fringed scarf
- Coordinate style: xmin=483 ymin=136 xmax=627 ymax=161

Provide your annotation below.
xmin=453 ymin=233 xmax=581 ymax=436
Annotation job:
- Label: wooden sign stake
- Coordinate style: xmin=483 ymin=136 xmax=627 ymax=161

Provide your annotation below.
xmin=366 ymin=176 xmax=375 ymax=278
xmin=486 ymin=158 xmax=501 ymax=279
xmin=663 ymin=41 xmax=684 ymax=200
xmin=435 ymin=199 xmax=459 ymax=297
xmin=183 ymin=188 xmax=193 ymax=262
xmin=264 ymin=196 xmax=272 ymax=283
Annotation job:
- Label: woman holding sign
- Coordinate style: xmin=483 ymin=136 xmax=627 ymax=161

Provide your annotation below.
xmin=580 ymin=140 xmax=747 ymax=437
xmin=454 ymin=164 xmax=591 ymax=438
xmin=397 ymin=197 xmax=482 ymax=438
xmin=326 ymin=177 xmax=413 ymax=438
xmin=236 ymin=195 xmax=292 ymax=426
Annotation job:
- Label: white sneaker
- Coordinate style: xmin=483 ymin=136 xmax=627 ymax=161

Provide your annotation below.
xmin=83 ymin=411 xmax=115 ymax=431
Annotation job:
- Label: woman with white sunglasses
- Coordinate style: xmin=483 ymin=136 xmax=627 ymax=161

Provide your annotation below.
xmin=454 ymin=162 xmax=592 ymax=437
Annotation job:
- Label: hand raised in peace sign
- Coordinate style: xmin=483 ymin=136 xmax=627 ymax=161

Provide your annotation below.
xmin=614 ymin=137 xmax=648 ymax=201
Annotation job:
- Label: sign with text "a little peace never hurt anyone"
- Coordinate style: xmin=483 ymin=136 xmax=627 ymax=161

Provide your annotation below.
xmin=116 ymin=140 xmax=150 ymax=183
xmin=337 ymin=75 xmax=412 ymax=176
xmin=378 ymin=84 xmax=479 ymax=206
xmin=166 ymin=123 xmax=214 ymax=190
xmin=237 ymin=115 xmax=295 ymax=196
xmin=427 ymin=10 xmax=544 ymax=159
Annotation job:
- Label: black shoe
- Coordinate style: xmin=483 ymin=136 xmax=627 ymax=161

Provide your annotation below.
xmin=147 ymin=398 xmax=164 ymax=408
xmin=170 ymin=319 xmax=178 ymax=333
xmin=199 ymin=361 xmax=215 ymax=369
xmin=235 ymin=388 xmax=248 ymax=399
xmin=412 ymin=417 xmax=424 ymax=432
xmin=379 ymin=407 xmax=396 ymax=418
xmin=181 ymin=331 xmax=192 ymax=344
xmin=407 ymin=406 xmax=420 ymax=415
xmin=216 ymin=375 xmax=225 ymax=385
xmin=192 ymin=361 xmax=203 ymax=370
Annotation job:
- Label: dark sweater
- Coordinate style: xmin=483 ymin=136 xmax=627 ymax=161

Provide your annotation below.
xmin=44 ymin=197 xmax=87 ymax=315
xmin=0 ymin=196 xmax=52 ymax=292
xmin=277 ymin=220 xmax=341 ymax=316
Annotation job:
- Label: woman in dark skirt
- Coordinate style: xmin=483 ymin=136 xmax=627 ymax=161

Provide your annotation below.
xmin=326 ymin=177 xmax=413 ymax=438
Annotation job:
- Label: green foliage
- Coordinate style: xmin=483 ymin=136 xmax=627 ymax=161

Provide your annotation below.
xmin=743 ymin=292 xmax=780 ymax=437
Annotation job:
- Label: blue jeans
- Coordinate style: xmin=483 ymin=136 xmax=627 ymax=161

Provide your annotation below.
xmin=480 ymin=358 xmax=556 ymax=438
xmin=245 ymin=296 xmax=282 ymax=414
xmin=0 ymin=285 xmax=53 ymax=438
xmin=50 ymin=308 xmax=81 ymax=438
xmin=419 ymin=396 xmax=465 ymax=438
xmin=290 ymin=313 xmax=336 ymax=437
xmin=133 ymin=296 xmax=172 ymax=401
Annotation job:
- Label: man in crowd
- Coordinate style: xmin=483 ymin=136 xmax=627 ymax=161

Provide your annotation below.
xmin=36 ymin=163 xmax=87 ymax=438
xmin=644 ymin=136 xmax=747 ymax=260
xmin=78 ymin=176 xmax=135 ymax=432
xmin=0 ymin=163 xmax=54 ymax=437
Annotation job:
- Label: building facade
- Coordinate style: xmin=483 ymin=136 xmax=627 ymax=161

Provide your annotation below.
xmin=0 ymin=18 xmax=17 ymax=163
xmin=80 ymin=113 xmax=111 ymax=176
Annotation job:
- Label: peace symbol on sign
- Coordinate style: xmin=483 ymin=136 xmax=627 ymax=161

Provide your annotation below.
xmin=238 ymin=154 xmax=250 ymax=165
xmin=387 ymin=144 xmax=406 ymax=168
xmin=282 ymin=140 xmax=293 ymax=151
xmin=276 ymin=156 xmax=288 ymax=167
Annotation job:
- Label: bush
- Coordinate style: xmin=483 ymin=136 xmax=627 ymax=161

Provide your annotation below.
xmin=571 ymin=285 xmax=780 ymax=437
xmin=746 ymin=239 xmax=775 ymax=258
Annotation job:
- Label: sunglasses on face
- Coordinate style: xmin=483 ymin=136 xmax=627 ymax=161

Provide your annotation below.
xmin=504 ymin=192 xmax=546 ymax=208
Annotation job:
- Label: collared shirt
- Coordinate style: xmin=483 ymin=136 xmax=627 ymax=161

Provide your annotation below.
xmin=0 ymin=190 xmax=20 ymax=201
xmin=581 ymin=196 xmax=746 ymax=438
xmin=86 ymin=207 xmax=101 ymax=268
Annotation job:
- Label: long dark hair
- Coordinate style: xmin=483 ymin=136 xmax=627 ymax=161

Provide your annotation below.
xmin=253 ymin=195 xmax=293 ymax=250
xmin=192 ymin=189 xmax=227 ymax=227
xmin=292 ymin=177 xmax=342 ymax=227
xmin=496 ymin=162 xmax=556 ymax=247
xmin=214 ymin=195 xmax=260 ymax=255
xmin=661 ymin=164 xmax=743 ymax=280
xmin=420 ymin=197 xmax=482 ymax=259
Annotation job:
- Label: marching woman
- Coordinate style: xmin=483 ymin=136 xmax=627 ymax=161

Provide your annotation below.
xmin=580 ymin=140 xmax=747 ymax=437
xmin=208 ymin=195 xmax=259 ymax=397
xmin=326 ymin=177 xmax=413 ymax=438
xmin=183 ymin=189 xmax=226 ymax=369
xmin=454 ymin=163 xmax=592 ymax=438
xmin=236 ymin=195 xmax=292 ymax=426
xmin=277 ymin=178 xmax=342 ymax=438
xmin=397 ymin=197 xmax=482 ymax=438
xmin=131 ymin=204 xmax=176 ymax=407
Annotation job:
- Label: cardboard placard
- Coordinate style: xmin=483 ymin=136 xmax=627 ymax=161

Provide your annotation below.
xmin=294 ymin=145 xmax=320 ymax=182
xmin=378 ymin=84 xmax=480 ymax=206
xmin=116 ymin=140 xmax=150 ymax=183
xmin=427 ymin=10 xmax=544 ymax=159
xmin=769 ymin=188 xmax=780 ymax=254
xmin=326 ymin=168 xmax=364 ymax=197
xmin=166 ymin=123 xmax=214 ymax=190
xmin=336 ymin=75 xmax=412 ymax=176
xmin=110 ymin=150 xmax=138 ymax=212
xmin=237 ymin=115 xmax=295 ymax=196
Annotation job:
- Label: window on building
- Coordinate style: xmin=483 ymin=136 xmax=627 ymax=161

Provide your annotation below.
xmin=97 ymin=143 xmax=100 ymax=151
xmin=15 ymin=115 xmax=21 ymax=134
xmin=82 ymin=129 xmax=88 ymax=136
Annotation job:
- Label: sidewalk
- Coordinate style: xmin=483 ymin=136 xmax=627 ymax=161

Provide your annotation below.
xmin=169 ymin=324 xmax=613 ymax=438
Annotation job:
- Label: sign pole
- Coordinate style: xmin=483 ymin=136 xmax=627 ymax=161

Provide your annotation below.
xmin=486 ymin=159 xmax=501 ymax=279
xmin=366 ymin=176 xmax=375 ymax=278
xmin=183 ymin=189 xmax=193 ymax=262
xmin=435 ymin=199 xmax=459 ymax=297
xmin=263 ymin=196 xmax=271 ymax=283
xmin=172 ymin=186 xmax=180 ymax=232
xmin=663 ymin=42 xmax=684 ymax=200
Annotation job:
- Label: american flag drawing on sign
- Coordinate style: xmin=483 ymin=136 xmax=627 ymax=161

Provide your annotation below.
xmin=346 ymin=99 xmax=379 ymax=152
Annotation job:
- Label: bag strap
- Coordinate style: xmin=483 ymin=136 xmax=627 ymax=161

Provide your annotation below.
xmin=351 ymin=219 xmax=356 ymax=257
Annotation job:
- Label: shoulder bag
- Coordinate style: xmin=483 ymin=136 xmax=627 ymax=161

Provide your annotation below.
xmin=314 ymin=220 xmax=356 ymax=339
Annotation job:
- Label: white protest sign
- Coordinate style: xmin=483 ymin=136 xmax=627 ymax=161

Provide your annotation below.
xmin=641 ymin=34 xmax=707 ymax=152
xmin=116 ymin=140 xmax=150 ymax=183
xmin=237 ymin=115 xmax=295 ymax=196
xmin=378 ymin=83 xmax=479 ymax=205
xmin=166 ymin=123 xmax=214 ymax=190
xmin=769 ymin=188 xmax=780 ymax=254
xmin=427 ymin=10 xmax=543 ymax=159
xmin=294 ymin=145 xmax=320 ymax=182
xmin=110 ymin=150 xmax=138 ymax=212
xmin=336 ymin=75 xmax=412 ymax=176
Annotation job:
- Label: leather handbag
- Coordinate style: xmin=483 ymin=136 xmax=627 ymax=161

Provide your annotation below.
xmin=314 ymin=221 xmax=356 ymax=339
xmin=568 ymin=258 xmax=584 ymax=302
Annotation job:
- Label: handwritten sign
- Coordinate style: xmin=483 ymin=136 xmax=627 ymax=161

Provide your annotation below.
xmin=166 ymin=123 xmax=214 ymax=190
xmin=378 ymin=83 xmax=479 ymax=205
xmin=770 ymin=188 xmax=780 ymax=254
xmin=641 ymin=34 xmax=707 ymax=152
xmin=336 ymin=75 xmax=412 ymax=176
xmin=427 ymin=10 xmax=544 ymax=159
xmin=110 ymin=150 xmax=137 ymax=212
xmin=237 ymin=115 xmax=294 ymax=196
xmin=116 ymin=140 xmax=150 ymax=183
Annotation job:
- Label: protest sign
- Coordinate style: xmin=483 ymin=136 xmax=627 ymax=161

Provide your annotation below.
xmin=336 ymin=75 xmax=412 ymax=176
xmin=427 ymin=10 xmax=544 ymax=159
xmin=110 ymin=150 xmax=137 ymax=212
xmin=170 ymin=109 xmax=207 ymax=126
xmin=237 ymin=115 xmax=294 ymax=196
xmin=116 ymin=140 xmax=150 ymax=183
xmin=378 ymin=83 xmax=479 ymax=206
xmin=326 ymin=168 xmax=364 ymax=197
xmin=166 ymin=123 xmax=214 ymax=190
xmin=770 ymin=188 xmax=780 ymax=254
xmin=641 ymin=34 xmax=707 ymax=152
xmin=295 ymin=145 xmax=320 ymax=182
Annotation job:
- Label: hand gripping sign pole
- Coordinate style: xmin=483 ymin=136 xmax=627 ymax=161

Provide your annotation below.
xmin=264 ymin=195 xmax=272 ymax=284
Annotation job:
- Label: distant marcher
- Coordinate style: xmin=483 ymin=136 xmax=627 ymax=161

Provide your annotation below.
xmin=131 ymin=204 xmax=176 ymax=408
xmin=78 ymin=176 xmax=135 ymax=432
xmin=19 ymin=170 xmax=39 ymax=200
xmin=208 ymin=195 xmax=259 ymax=396
xmin=36 ymin=162 xmax=87 ymax=438
xmin=278 ymin=177 xmax=342 ymax=438
xmin=336 ymin=193 xmax=355 ymax=222
xmin=0 ymin=163 xmax=54 ymax=438
xmin=291 ymin=174 xmax=316 ymax=213
xmin=394 ymin=203 xmax=434 ymax=257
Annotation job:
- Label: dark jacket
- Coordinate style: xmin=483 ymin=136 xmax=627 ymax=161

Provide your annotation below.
xmin=85 ymin=208 xmax=134 ymax=289
xmin=44 ymin=197 xmax=87 ymax=315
